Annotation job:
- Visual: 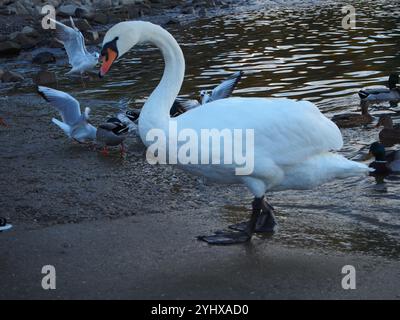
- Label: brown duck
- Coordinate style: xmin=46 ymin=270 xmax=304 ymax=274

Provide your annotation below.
xmin=331 ymin=102 xmax=373 ymax=128
xmin=376 ymin=115 xmax=400 ymax=146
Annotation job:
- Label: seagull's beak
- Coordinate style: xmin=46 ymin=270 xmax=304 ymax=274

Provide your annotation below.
xmin=99 ymin=48 xmax=117 ymax=78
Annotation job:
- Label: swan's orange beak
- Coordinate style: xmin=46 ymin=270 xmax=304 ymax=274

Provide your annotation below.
xmin=99 ymin=48 xmax=117 ymax=78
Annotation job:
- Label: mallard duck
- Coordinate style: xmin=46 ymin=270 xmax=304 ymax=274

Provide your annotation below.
xmin=376 ymin=115 xmax=400 ymax=146
xmin=358 ymin=73 xmax=400 ymax=104
xmin=331 ymin=102 xmax=373 ymax=128
xmin=366 ymin=142 xmax=400 ymax=175
xmin=96 ymin=117 xmax=129 ymax=156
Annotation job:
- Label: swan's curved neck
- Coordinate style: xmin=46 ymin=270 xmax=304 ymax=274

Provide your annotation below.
xmin=135 ymin=23 xmax=185 ymax=145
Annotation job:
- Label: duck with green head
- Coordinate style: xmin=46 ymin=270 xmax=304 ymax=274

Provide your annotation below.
xmin=358 ymin=73 xmax=400 ymax=105
xmin=366 ymin=142 xmax=400 ymax=175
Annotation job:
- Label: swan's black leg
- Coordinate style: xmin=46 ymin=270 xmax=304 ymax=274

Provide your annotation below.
xmin=229 ymin=198 xmax=277 ymax=233
xmin=197 ymin=197 xmax=263 ymax=245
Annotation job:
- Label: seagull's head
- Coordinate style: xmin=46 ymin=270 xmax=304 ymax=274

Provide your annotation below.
xmin=200 ymin=90 xmax=211 ymax=104
xmin=99 ymin=22 xmax=141 ymax=77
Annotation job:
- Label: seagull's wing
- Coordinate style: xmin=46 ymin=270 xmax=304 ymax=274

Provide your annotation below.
xmin=116 ymin=111 xmax=139 ymax=133
xmin=210 ymin=71 xmax=243 ymax=101
xmin=170 ymin=98 xmax=201 ymax=117
xmin=38 ymin=86 xmax=82 ymax=125
xmin=50 ymin=18 xmax=89 ymax=69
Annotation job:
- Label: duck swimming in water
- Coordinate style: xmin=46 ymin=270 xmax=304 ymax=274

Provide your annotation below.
xmin=366 ymin=142 xmax=400 ymax=175
xmin=331 ymin=101 xmax=373 ymax=128
xmin=358 ymin=73 xmax=400 ymax=106
xmin=376 ymin=115 xmax=400 ymax=147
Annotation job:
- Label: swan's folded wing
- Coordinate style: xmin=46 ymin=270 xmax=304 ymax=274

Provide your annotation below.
xmin=38 ymin=86 xmax=82 ymax=126
xmin=177 ymin=97 xmax=343 ymax=167
xmin=50 ymin=18 xmax=88 ymax=68
xmin=210 ymin=71 xmax=243 ymax=101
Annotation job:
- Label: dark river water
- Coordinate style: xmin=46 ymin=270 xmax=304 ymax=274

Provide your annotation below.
xmin=2 ymin=0 xmax=400 ymax=257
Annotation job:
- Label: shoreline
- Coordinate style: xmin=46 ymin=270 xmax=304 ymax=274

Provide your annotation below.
xmin=1 ymin=213 xmax=399 ymax=299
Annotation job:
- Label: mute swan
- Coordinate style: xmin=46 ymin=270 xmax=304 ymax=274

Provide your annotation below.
xmin=99 ymin=21 xmax=370 ymax=245
xmin=366 ymin=142 xmax=400 ymax=175
xmin=358 ymin=73 xmax=400 ymax=106
xmin=50 ymin=17 xmax=99 ymax=75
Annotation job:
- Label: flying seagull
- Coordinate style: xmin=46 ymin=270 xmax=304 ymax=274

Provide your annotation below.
xmin=50 ymin=17 xmax=99 ymax=75
xmin=121 ymin=71 xmax=244 ymax=125
xmin=171 ymin=71 xmax=244 ymax=115
xmin=37 ymin=86 xmax=97 ymax=143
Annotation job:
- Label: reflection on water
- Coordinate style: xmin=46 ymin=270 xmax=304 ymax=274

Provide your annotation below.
xmin=2 ymin=0 xmax=400 ymax=257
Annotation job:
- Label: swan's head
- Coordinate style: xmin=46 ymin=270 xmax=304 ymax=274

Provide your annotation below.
xmin=99 ymin=22 xmax=141 ymax=77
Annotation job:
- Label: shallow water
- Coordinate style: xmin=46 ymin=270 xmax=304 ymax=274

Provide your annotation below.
xmin=2 ymin=0 xmax=400 ymax=257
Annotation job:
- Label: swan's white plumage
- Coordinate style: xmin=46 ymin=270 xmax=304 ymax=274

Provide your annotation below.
xmin=175 ymin=97 xmax=343 ymax=165
xmin=102 ymin=21 xmax=369 ymax=198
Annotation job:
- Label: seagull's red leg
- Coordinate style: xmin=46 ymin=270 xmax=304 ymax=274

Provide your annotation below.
xmin=101 ymin=146 xmax=109 ymax=156
xmin=120 ymin=142 xmax=126 ymax=157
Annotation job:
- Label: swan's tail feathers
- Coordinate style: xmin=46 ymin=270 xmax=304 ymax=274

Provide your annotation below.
xmin=358 ymin=90 xmax=369 ymax=100
xmin=52 ymin=118 xmax=71 ymax=136
xmin=334 ymin=155 xmax=372 ymax=178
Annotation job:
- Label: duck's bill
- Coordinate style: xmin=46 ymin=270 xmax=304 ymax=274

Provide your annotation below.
xmin=99 ymin=48 xmax=118 ymax=78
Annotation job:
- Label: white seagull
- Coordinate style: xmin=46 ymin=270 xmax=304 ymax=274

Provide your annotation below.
xmin=50 ymin=17 xmax=99 ymax=75
xmin=171 ymin=71 xmax=244 ymax=115
xmin=99 ymin=21 xmax=370 ymax=245
xmin=118 ymin=71 xmax=244 ymax=129
xmin=38 ymin=86 xmax=97 ymax=143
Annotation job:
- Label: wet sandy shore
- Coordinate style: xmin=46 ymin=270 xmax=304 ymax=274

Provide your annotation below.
xmin=1 ymin=212 xmax=400 ymax=299
xmin=1 ymin=95 xmax=400 ymax=299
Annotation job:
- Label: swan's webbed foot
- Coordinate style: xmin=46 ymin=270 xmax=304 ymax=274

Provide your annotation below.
xmin=229 ymin=198 xmax=277 ymax=233
xmin=198 ymin=197 xmax=268 ymax=245
xmin=197 ymin=231 xmax=251 ymax=245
